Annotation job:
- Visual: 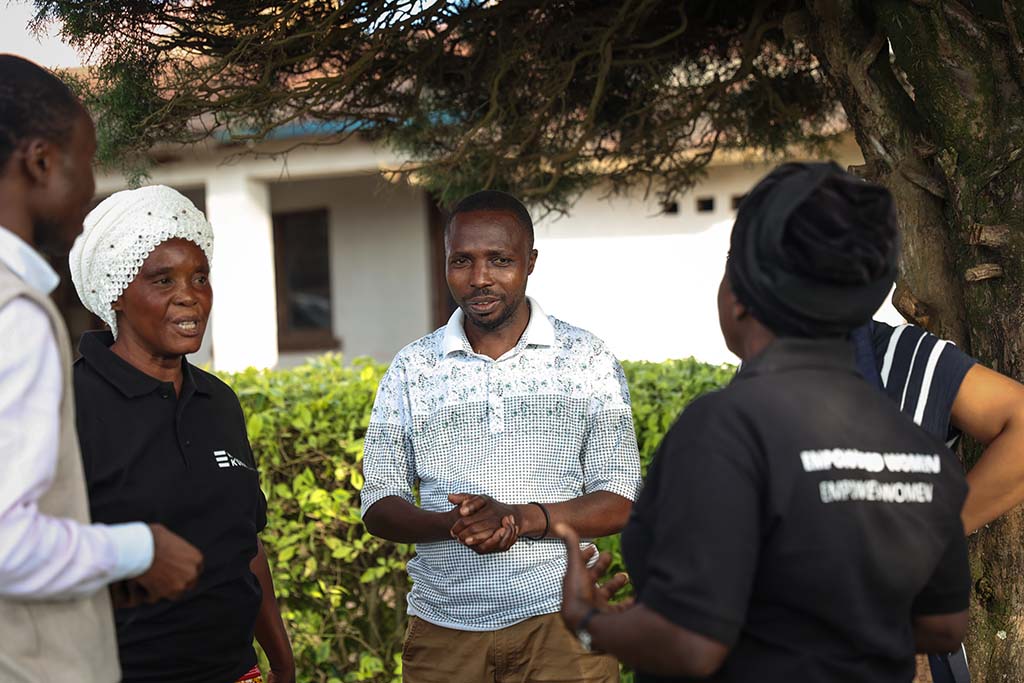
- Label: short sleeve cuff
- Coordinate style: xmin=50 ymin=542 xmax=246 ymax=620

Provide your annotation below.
xmin=639 ymin=583 xmax=742 ymax=648
xmin=912 ymin=588 xmax=971 ymax=616
xmin=359 ymin=488 xmax=416 ymax=519
xmin=105 ymin=522 xmax=154 ymax=580
xmin=586 ymin=478 xmax=643 ymax=502
xmin=255 ymin=494 xmax=268 ymax=534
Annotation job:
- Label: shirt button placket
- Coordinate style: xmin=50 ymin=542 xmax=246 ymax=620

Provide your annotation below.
xmin=165 ymin=387 xmax=191 ymax=468
xmin=489 ymin=363 xmax=504 ymax=434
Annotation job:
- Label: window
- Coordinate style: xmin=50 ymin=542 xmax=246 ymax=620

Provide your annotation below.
xmin=731 ymin=194 xmax=747 ymax=210
xmin=273 ymin=209 xmax=337 ymax=351
xmin=696 ymin=196 xmax=715 ymax=213
xmin=660 ymin=200 xmax=679 ymax=215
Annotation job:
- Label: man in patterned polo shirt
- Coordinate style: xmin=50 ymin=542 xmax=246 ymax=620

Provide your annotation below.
xmin=361 ymin=190 xmax=642 ymax=683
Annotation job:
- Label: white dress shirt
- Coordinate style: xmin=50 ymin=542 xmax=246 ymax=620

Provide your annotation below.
xmin=0 ymin=225 xmax=153 ymax=599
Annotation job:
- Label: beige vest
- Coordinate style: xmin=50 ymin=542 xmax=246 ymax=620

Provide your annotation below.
xmin=0 ymin=262 xmax=121 ymax=683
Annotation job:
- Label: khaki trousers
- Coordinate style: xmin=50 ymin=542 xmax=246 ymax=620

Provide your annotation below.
xmin=402 ymin=613 xmax=619 ymax=683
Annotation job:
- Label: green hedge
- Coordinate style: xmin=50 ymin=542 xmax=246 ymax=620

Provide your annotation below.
xmin=223 ymin=354 xmax=734 ymax=683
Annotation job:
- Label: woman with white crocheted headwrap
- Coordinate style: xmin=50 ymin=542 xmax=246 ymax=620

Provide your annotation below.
xmin=69 ymin=185 xmax=295 ymax=683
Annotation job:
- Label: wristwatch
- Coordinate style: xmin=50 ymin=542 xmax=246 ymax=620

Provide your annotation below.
xmin=576 ymin=607 xmax=600 ymax=652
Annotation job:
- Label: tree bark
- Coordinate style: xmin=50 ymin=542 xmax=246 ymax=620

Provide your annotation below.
xmin=803 ymin=1 xmax=1024 ymax=680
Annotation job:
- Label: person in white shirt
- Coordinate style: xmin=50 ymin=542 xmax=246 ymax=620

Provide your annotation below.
xmin=0 ymin=54 xmax=203 ymax=682
xmin=362 ymin=190 xmax=642 ymax=683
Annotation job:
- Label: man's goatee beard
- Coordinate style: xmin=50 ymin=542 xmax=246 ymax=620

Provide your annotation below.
xmin=466 ymin=299 xmax=522 ymax=332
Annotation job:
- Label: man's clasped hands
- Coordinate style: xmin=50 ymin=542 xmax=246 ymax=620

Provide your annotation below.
xmin=447 ymin=493 xmax=523 ymax=554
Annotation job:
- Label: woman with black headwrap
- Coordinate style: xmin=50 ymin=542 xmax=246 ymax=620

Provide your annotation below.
xmin=556 ymin=163 xmax=971 ymax=682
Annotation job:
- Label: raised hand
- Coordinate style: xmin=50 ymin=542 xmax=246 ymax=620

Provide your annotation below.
xmin=556 ymin=523 xmax=633 ymax=631
xmin=580 ymin=544 xmax=633 ymax=612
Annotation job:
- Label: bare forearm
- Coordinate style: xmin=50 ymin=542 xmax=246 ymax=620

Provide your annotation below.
xmin=963 ymin=421 xmax=1024 ymax=534
xmin=514 ymin=491 xmax=632 ymax=539
xmin=913 ymin=612 xmax=969 ymax=653
xmin=582 ymin=604 xmax=727 ymax=678
xmin=250 ymin=541 xmax=293 ymax=673
xmin=949 ymin=366 xmax=1024 ymax=534
xmin=363 ymin=496 xmax=459 ymax=543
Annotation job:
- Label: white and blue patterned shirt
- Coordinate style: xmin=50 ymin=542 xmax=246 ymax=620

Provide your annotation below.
xmin=360 ymin=298 xmax=642 ymax=631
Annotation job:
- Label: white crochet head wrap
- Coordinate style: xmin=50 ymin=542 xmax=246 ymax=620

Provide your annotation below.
xmin=69 ymin=185 xmax=214 ymax=339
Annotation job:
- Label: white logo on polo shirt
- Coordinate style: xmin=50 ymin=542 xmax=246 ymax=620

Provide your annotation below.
xmin=214 ymin=450 xmax=254 ymax=471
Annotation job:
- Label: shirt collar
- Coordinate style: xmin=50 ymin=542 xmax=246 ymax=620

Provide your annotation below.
xmin=0 ymin=225 xmax=60 ymax=295
xmin=79 ymin=330 xmax=212 ymax=398
xmin=441 ymin=297 xmax=556 ymax=357
xmin=734 ymin=337 xmax=859 ymax=381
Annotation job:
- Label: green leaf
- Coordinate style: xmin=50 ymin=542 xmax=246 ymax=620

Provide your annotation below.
xmin=246 ymin=412 xmax=265 ymax=440
xmin=292 ymin=406 xmax=313 ymax=431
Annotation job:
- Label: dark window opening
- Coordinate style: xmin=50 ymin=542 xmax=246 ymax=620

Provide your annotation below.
xmin=660 ymin=200 xmax=679 ymax=215
xmin=273 ymin=209 xmax=338 ymax=351
xmin=696 ymin=196 xmax=715 ymax=213
xmin=731 ymin=194 xmax=747 ymax=210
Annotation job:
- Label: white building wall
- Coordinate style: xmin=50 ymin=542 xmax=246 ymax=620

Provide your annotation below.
xmin=204 ymin=174 xmax=279 ymax=372
xmin=530 ymin=155 xmax=906 ymax=365
xmin=270 ymin=174 xmax=432 ymax=366
xmin=92 ymin=135 xmax=903 ymax=369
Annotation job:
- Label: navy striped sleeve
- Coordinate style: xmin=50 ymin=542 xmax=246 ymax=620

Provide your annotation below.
xmin=870 ymin=321 xmax=976 ymax=443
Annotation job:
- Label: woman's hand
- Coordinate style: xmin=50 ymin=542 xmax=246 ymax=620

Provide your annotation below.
xmin=556 ymin=522 xmax=632 ymax=631
xmin=266 ymin=664 xmax=296 ymax=683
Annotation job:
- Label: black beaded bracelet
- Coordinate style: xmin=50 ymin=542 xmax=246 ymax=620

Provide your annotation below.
xmin=523 ymin=501 xmax=550 ymax=541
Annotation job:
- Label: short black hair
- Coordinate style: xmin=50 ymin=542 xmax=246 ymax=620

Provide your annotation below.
xmin=0 ymin=54 xmax=83 ymax=170
xmin=445 ymin=190 xmax=535 ymax=247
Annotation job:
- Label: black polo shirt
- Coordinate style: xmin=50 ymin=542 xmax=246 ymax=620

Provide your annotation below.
xmin=622 ymin=338 xmax=970 ymax=683
xmin=74 ymin=331 xmax=267 ymax=683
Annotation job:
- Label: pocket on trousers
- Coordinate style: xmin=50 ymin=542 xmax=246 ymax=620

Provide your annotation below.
xmin=402 ymin=616 xmax=425 ymax=661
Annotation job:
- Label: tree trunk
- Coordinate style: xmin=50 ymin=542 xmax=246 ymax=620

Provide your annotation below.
xmin=802 ymin=1 xmax=1024 ymax=680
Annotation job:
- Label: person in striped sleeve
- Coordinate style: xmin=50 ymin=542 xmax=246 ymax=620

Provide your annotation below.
xmin=853 ymin=319 xmax=1024 ymax=683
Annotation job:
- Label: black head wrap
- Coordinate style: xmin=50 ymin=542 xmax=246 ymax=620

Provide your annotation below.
xmin=726 ymin=162 xmax=898 ymax=338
